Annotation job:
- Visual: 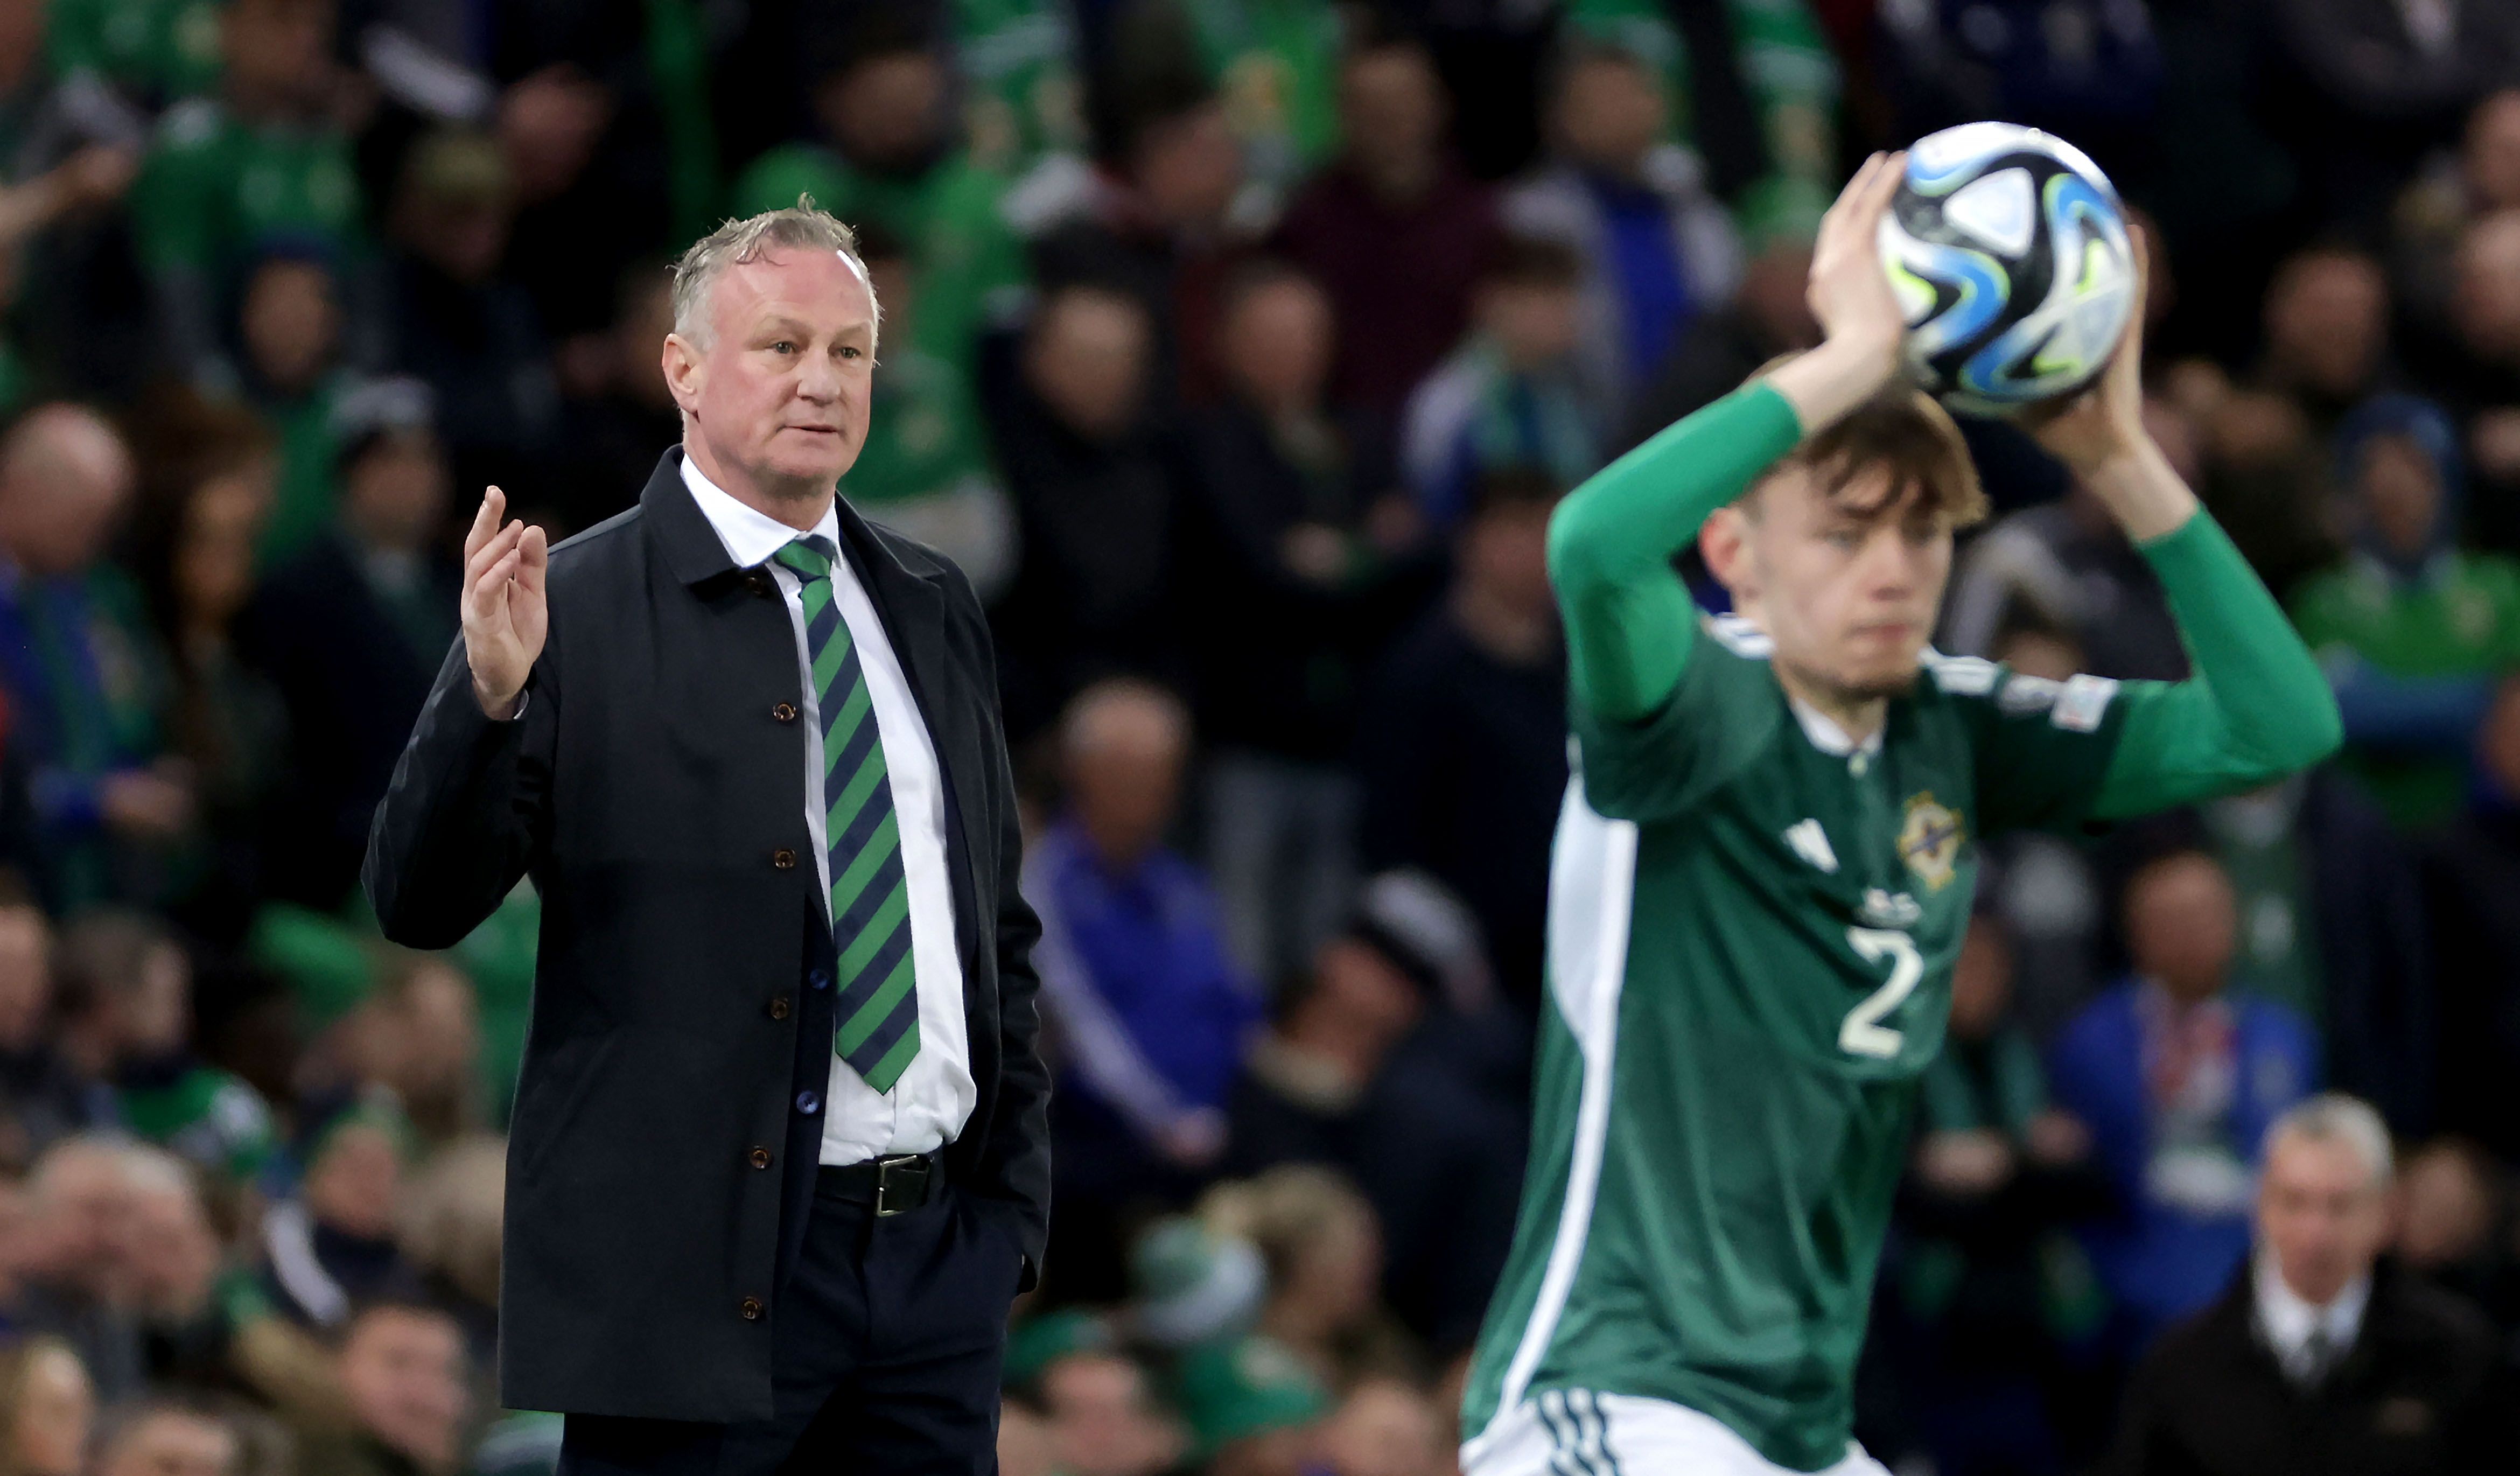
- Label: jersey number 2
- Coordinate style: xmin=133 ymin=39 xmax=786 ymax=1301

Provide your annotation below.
xmin=1841 ymin=927 xmax=1923 ymax=1059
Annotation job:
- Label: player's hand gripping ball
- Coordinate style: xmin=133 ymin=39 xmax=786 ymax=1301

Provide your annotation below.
xmin=1876 ymin=121 xmax=2136 ymax=418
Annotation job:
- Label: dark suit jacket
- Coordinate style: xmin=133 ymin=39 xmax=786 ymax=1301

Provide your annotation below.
xmin=2102 ymin=1261 xmax=2509 ymax=1476
xmin=363 ymin=450 xmax=1049 ymax=1422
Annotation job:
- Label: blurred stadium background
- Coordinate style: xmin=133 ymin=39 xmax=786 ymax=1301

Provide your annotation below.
xmin=0 ymin=1 xmax=2511 ymax=1474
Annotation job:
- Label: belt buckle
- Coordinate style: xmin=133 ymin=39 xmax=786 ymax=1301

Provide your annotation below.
xmin=874 ymin=1154 xmax=928 ymax=1217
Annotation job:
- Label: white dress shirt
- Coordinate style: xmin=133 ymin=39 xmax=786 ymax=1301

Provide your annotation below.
xmin=2253 ymin=1251 xmax=2370 ymax=1385
xmin=680 ymin=453 xmax=975 ymax=1164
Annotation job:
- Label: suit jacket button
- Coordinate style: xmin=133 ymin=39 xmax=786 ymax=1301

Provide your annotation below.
xmin=739 ymin=1297 xmax=763 ymax=1320
xmin=748 ymin=1146 xmax=773 ymax=1169
xmin=768 ymin=996 xmax=791 ymax=1020
xmin=772 ymin=848 xmax=797 ymax=870
xmin=773 ymin=702 xmax=798 ymax=723
xmin=807 ymin=968 xmax=830 ymax=990
xmin=744 ymin=572 xmax=771 ymax=597
xmin=795 ymin=1090 xmax=821 ymax=1115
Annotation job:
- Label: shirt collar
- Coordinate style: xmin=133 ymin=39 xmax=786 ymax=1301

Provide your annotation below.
xmin=1787 ymin=696 xmax=1884 ymax=759
xmin=677 ymin=451 xmax=839 ymax=569
xmin=2253 ymin=1249 xmax=2370 ymax=1366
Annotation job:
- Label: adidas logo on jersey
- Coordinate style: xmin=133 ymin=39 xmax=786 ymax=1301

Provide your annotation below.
xmin=1861 ymin=888 xmax=1923 ymax=928
xmin=1783 ymin=819 xmax=1838 ymax=873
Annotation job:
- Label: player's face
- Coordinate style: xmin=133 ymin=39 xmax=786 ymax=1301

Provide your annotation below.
xmin=1734 ymin=464 xmax=1954 ymax=702
xmin=667 ymin=248 xmax=877 ymax=495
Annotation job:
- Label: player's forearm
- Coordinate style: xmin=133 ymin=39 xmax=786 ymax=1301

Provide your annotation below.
xmin=2078 ymin=440 xmax=2200 ymax=543
xmin=2092 ymin=512 xmax=2344 ymax=817
xmin=1548 ymin=381 xmax=1804 ymax=719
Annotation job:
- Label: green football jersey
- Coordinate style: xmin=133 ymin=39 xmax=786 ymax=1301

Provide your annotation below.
xmin=1462 ymin=381 xmax=2343 ymax=1474
xmin=1461 ymin=619 xmax=2132 ymax=1471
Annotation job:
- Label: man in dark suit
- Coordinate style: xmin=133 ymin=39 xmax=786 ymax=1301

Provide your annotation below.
xmin=365 ymin=202 xmax=1049 ymax=1475
xmin=2101 ymin=1094 xmax=2510 ymax=1476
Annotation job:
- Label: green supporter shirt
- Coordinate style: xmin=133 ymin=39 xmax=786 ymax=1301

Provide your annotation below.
xmin=119 ymin=1064 xmax=277 ymax=1184
xmin=258 ymin=373 xmax=346 ymax=565
xmin=2290 ymin=550 xmax=2520 ymax=827
xmin=729 ymin=146 xmax=1020 ymax=373
xmin=1459 ymin=383 xmax=2341 ymax=1472
xmin=48 ymin=0 xmax=222 ymax=103
xmin=131 ymin=100 xmax=364 ymax=278
xmin=954 ymin=0 xmax=1087 ymax=177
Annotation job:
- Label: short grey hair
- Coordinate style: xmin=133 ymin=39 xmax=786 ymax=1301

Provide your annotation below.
xmin=668 ymin=197 xmax=879 ymax=346
xmin=2263 ymin=1093 xmax=2395 ymax=1190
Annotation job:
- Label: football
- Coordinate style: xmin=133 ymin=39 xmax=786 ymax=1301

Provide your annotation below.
xmin=1876 ymin=121 xmax=2137 ymax=417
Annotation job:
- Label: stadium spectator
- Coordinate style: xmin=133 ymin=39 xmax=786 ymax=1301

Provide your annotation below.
xmin=949 ymin=0 xmax=1087 ymax=179
xmin=325 ymin=956 xmax=480 ymax=1151
xmin=257 ymin=1097 xmax=418 ymax=1331
xmin=1885 ymin=911 xmax=2111 ymax=1475
xmin=2291 ymin=394 xmax=2520 ymax=829
xmin=1028 ymin=678 xmax=1258 ymax=1298
xmin=394 ymin=1135 xmax=503 ymax=1374
xmin=1187 ymin=260 xmax=1432 ymax=984
xmin=89 ymin=1401 xmax=240 ymax=1476
xmin=1200 ymin=1166 xmax=1406 ymax=1387
xmin=1502 ymin=36 xmax=1741 ymax=423
xmin=1355 ymin=468 xmax=1566 ymax=1005
xmin=1033 ymin=1341 xmax=1186 ymax=1476
xmin=1621 ymin=191 xmax=1824 ymax=446
xmin=52 ymin=913 xmax=272 ymax=1192
xmin=1400 ymin=236 xmax=1599 ymax=533
xmin=837 ymin=226 xmax=1017 ymax=603
xmin=1171 ymin=1334 xmax=1328 ymax=1476
xmin=241 ymin=379 xmax=458 ymax=914
xmin=0 ymin=896 xmax=115 ymax=1172
xmin=13 ymin=1138 xmax=146 ymax=1399
xmin=727 ymin=13 xmax=1024 ymax=376
xmin=1317 ymin=1376 xmax=1449 ymax=1476
xmin=1028 ymin=62 xmax=1247 ymax=407
xmin=2101 ymin=1094 xmax=2511 ymax=1475
xmin=227 ymin=246 xmax=346 ymax=563
xmin=2391 ymin=1138 xmax=2511 ymax=1328
xmin=304 ymin=1299 xmax=470 ymax=1476
xmin=2254 ymin=245 xmax=2397 ymax=441
xmin=0 ymin=405 xmax=191 ymax=912
xmin=372 ymin=130 xmax=554 ymax=503
xmin=2187 ymin=774 xmax=2438 ymax=1135
xmin=2440 ymin=209 xmax=2520 ymax=551
xmin=2048 ymin=848 xmax=2319 ymax=1349
xmin=1163 ymin=0 xmax=1342 ymax=219
xmin=0 ymin=1335 xmax=93 ymax=1476
xmin=988 ymin=282 xmax=1192 ymax=740
xmin=1275 ymin=25 xmax=1502 ymax=431
xmin=128 ymin=0 xmax=362 ymax=383
xmin=1223 ymin=876 xmax=1523 ymax=1352
xmin=544 ymin=265 xmax=680 ymax=539
xmin=131 ymin=435 xmax=287 ymax=936
xmin=2423 ymin=676 xmax=2520 ymax=1156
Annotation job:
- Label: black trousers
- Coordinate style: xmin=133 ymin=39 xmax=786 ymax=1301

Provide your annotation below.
xmin=555 ymin=1173 xmax=1026 ymax=1476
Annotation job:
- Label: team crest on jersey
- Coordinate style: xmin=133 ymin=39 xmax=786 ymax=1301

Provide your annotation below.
xmin=1897 ymin=792 xmax=1965 ymax=891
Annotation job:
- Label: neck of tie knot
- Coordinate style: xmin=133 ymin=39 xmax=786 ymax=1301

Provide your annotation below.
xmin=773 ymin=536 xmax=837 ymax=582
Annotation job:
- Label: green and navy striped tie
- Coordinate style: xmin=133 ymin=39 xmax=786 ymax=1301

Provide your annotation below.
xmin=773 ymin=535 xmax=920 ymax=1093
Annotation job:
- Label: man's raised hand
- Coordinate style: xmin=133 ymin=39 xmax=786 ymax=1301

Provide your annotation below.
xmin=463 ymin=487 xmax=548 ymax=718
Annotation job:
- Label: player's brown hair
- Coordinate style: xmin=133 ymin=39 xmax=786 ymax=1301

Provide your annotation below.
xmin=1741 ymin=353 xmax=1989 ymax=530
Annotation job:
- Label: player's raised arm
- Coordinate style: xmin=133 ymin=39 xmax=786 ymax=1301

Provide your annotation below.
xmin=2024 ymin=232 xmax=2344 ymax=816
xmin=1547 ymin=153 xmax=1910 ymax=722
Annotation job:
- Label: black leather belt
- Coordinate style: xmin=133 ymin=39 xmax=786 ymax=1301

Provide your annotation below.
xmin=816 ymin=1151 xmax=942 ymax=1216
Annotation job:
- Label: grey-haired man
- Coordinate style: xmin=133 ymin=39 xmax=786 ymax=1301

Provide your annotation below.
xmin=367 ymin=203 xmax=1049 ymax=1475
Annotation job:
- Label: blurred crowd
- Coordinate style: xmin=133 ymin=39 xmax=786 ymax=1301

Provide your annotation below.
xmin=0 ymin=1 xmax=2512 ymax=1475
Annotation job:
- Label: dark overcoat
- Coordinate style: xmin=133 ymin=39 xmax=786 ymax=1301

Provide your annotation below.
xmin=365 ymin=450 xmax=1049 ymax=1421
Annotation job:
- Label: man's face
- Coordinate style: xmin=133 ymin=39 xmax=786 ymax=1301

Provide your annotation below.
xmin=1555 ymin=55 xmax=1664 ymax=174
xmin=1478 ymin=280 xmax=1580 ymax=369
xmin=1705 ymin=465 xmax=1954 ymax=706
xmin=1340 ymin=48 xmax=1443 ymax=184
xmin=2124 ymin=854 xmax=2238 ymax=1004
xmin=667 ymin=248 xmax=877 ymax=496
xmin=821 ymin=53 xmax=946 ymax=172
xmin=2467 ymin=89 xmax=2520 ymax=211
xmin=2355 ymin=433 xmax=2441 ymax=559
xmin=2264 ymin=252 xmax=2385 ymax=398
xmin=1134 ymin=104 xmax=1242 ymax=232
xmin=0 ymin=412 xmax=136 ymax=576
xmin=101 ymin=1414 xmax=236 ymax=1476
xmin=1041 ymin=1355 xmax=1180 ymax=1476
xmin=240 ymin=260 xmax=340 ymax=393
xmin=1025 ymin=290 xmax=1150 ymax=443
xmin=1220 ymin=278 xmax=1332 ymax=412
xmin=344 ymin=433 xmax=449 ymax=552
xmin=1458 ymin=499 xmax=1556 ymax=621
xmin=340 ymin=1310 xmax=469 ymax=1467
xmin=2455 ymin=214 xmax=2520 ymax=361
xmin=2259 ymin=1132 xmax=2388 ymax=1307
xmin=306 ymin=1124 xmax=403 ymax=1241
